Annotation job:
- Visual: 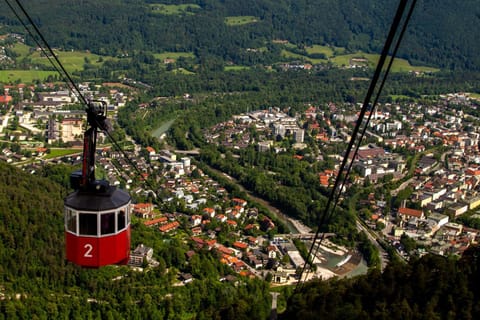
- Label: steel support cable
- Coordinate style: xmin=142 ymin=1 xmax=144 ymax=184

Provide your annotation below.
xmin=10 ymin=0 xmax=88 ymax=105
xmin=302 ymin=0 xmax=419 ymax=284
xmin=296 ymin=0 xmax=415 ymax=291
xmin=336 ymin=0 xmax=419 ymax=212
xmin=4 ymin=0 xmax=67 ymax=89
xmin=7 ymin=0 xmax=160 ymax=200
xmin=94 ymin=116 xmax=160 ymax=195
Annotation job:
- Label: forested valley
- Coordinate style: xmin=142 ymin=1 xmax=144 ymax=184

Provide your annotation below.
xmin=1 ymin=0 xmax=480 ymax=318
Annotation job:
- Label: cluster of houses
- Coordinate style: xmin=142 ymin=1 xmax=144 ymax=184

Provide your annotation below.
xmin=128 ymin=166 xmax=305 ymax=282
xmin=204 ymin=108 xmax=306 ymax=152
xmin=0 ymin=82 xmax=128 ymax=147
xmin=344 ymin=97 xmax=480 ymax=258
xmin=203 ymin=93 xmax=480 ymax=260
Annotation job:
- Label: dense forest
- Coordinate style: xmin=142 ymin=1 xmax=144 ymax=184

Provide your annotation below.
xmin=0 ymin=162 xmax=272 ymax=319
xmin=0 ymin=0 xmax=479 ymax=70
xmin=281 ymin=248 xmax=480 ymax=319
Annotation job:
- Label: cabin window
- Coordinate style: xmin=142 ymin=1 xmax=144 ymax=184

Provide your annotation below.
xmin=65 ymin=209 xmax=77 ymax=233
xmin=118 ymin=210 xmax=126 ymax=231
xmin=79 ymin=213 xmax=98 ymax=236
xmin=101 ymin=212 xmax=115 ymax=235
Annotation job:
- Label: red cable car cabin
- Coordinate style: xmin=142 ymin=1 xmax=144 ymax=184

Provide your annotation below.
xmin=64 ymin=185 xmax=131 ymax=267
xmin=64 ymin=101 xmax=132 ymax=267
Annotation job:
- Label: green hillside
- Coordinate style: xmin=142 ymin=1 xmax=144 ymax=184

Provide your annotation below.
xmin=0 ymin=0 xmax=478 ymax=70
xmin=0 ymin=162 xmax=271 ymax=319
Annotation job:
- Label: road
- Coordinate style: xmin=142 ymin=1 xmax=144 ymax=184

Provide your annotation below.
xmin=270 ymin=292 xmax=279 ymax=320
xmin=0 ymin=105 xmax=14 ymax=132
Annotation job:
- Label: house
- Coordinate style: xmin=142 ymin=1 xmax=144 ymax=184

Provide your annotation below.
xmin=159 ymin=221 xmax=180 ymax=233
xmin=216 ymin=245 xmax=234 ymax=256
xmin=190 ymin=215 xmax=202 ymax=227
xmin=216 ymin=214 xmax=227 ymax=223
xmin=129 ymin=244 xmax=153 ymax=266
xmin=203 ymin=207 xmax=216 ymax=218
xmin=134 ymin=203 xmax=154 ymax=219
xmin=143 ymin=216 xmax=167 ymax=227
xmin=180 ymin=273 xmax=193 ymax=284
xmin=247 ymin=255 xmax=263 ymax=269
xmin=267 ymin=245 xmax=278 ymax=259
xmin=191 ymin=226 xmax=202 ymax=236
xmin=260 ymin=217 xmax=275 ymax=231
xmin=233 ymin=241 xmax=249 ymax=251
xmin=226 ymin=220 xmax=238 ymax=228
xmin=446 ymin=203 xmax=469 ymax=217
xmin=398 ymin=207 xmax=425 ymax=220
xmin=271 ymin=267 xmax=289 ymax=284
xmin=232 ymin=197 xmax=247 ymax=207
xmin=146 ymin=146 xmax=156 ymax=155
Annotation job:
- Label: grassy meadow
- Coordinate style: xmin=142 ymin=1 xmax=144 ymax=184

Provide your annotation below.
xmin=225 ymin=16 xmax=259 ymax=26
xmin=281 ymin=44 xmax=439 ymax=73
xmin=154 ymin=52 xmax=196 ymax=61
xmin=0 ymin=70 xmax=58 ymax=83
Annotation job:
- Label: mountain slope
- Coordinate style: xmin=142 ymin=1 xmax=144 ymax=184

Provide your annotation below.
xmin=0 ymin=0 xmax=478 ymax=70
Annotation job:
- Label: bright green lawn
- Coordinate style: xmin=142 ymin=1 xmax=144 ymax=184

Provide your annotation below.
xmin=44 ymin=148 xmax=82 ymax=159
xmin=11 ymin=43 xmax=31 ymax=58
xmin=283 ymin=44 xmax=439 ymax=73
xmin=29 ymin=50 xmax=104 ymax=73
xmin=0 ymin=70 xmax=58 ymax=83
xmin=149 ymin=4 xmax=200 ymax=15
xmin=305 ymin=45 xmax=334 ymax=57
xmin=281 ymin=50 xmax=325 ymax=64
xmin=225 ymin=16 xmax=258 ymax=26
xmin=225 ymin=65 xmax=251 ymax=71
xmin=330 ymin=52 xmax=439 ymax=73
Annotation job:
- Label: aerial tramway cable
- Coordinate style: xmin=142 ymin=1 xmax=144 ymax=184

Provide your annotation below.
xmin=6 ymin=0 xmax=159 ymax=196
xmin=6 ymin=0 xmax=162 ymax=266
xmin=296 ymin=0 xmax=417 ymax=289
xmin=6 ymin=0 xmax=87 ymax=105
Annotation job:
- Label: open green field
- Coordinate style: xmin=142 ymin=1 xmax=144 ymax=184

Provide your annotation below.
xmin=305 ymin=45 xmax=334 ymax=57
xmin=225 ymin=16 xmax=258 ymax=26
xmin=283 ymin=45 xmax=440 ymax=73
xmin=154 ymin=52 xmax=196 ymax=61
xmin=225 ymin=65 xmax=251 ymax=71
xmin=149 ymin=4 xmax=200 ymax=15
xmin=281 ymin=50 xmax=326 ymax=64
xmin=331 ymin=52 xmax=439 ymax=73
xmin=0 ymin=70 xmax=58 ymax=83
xmin=29 ymin=50 xmax=105 ymax=73
xmin=44 ymin=148 xmax=82 ymax=159
xmin=11 ymin=42 xmax=31 ymax=58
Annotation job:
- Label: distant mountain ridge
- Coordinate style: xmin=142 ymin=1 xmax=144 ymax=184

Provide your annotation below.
xmin=0 ymin=0 xmax=478 ymax=70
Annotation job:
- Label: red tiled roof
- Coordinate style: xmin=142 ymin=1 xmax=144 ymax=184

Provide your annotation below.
xmin=143 ymin=217 xmax=167 ymax=226
xmin=159 ymin=221 xmax=180 ymax=232
xmin=233 ymin=241 xmax=248 ymax=250
xmin=398 ymin=207 xmax=423 ymax=218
